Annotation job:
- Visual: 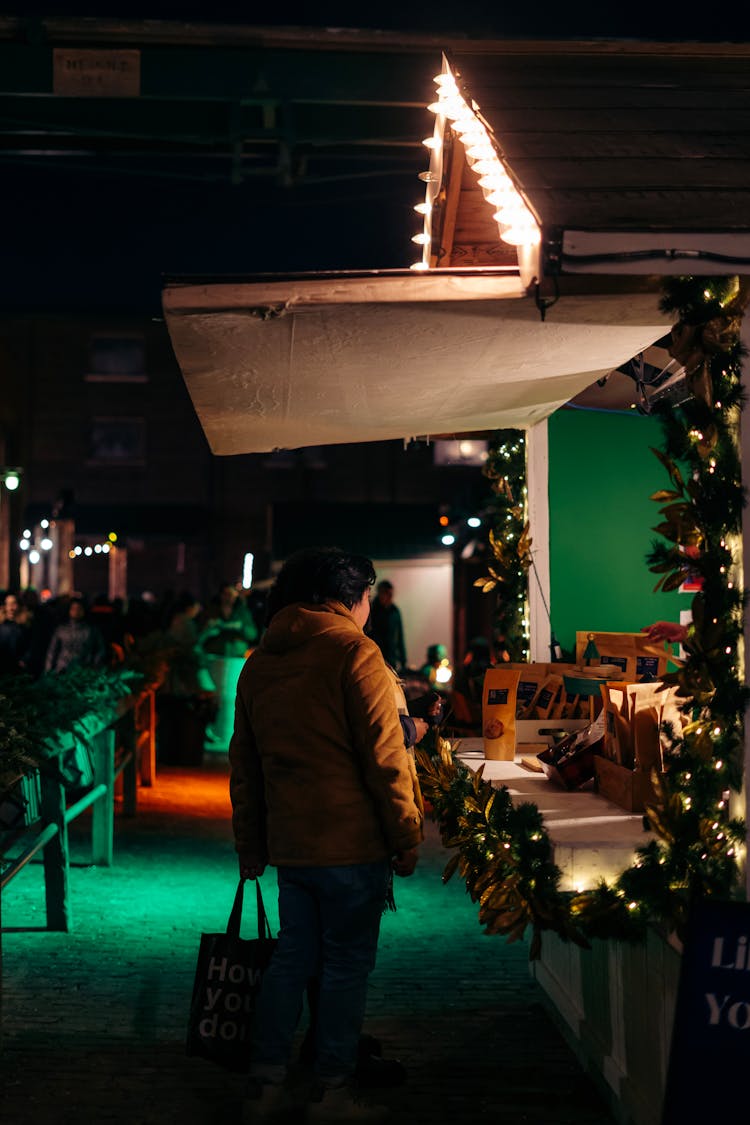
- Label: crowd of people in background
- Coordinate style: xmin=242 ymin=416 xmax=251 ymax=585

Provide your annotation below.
xmin=0 ymin=584 xmax=266 ymax=682
xmin=0 ymin=575 xmax=502 ymax=749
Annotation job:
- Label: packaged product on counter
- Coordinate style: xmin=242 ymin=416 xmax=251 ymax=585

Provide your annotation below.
xmin=594 ymin=680 xmax=685 ymax=812
xmin=481 ymin=667 xmax=522 ymax=760
xmin=536 ymin=711 xmax=605 ymax=790
xmin=601 ymin=681 xmax=633 ymax=767
xmin=575 ymin=631 xmax=672 ymax=681
xmin=515 ymin=665 xmax=549 ymax=717
xmin=532 ymin=672 xmax=564 ymax=720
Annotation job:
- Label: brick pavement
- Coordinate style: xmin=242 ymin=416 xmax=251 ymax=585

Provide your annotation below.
xmin=1 ymin=757 xmax=618 ymax=1125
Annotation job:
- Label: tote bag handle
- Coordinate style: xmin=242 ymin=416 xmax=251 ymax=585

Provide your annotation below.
xmin=226 ymin=878 xmax=273 ymax=941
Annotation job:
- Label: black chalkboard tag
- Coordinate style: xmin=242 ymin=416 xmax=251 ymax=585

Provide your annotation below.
xmin=662 ymin=898 xmax=750 ymax=1124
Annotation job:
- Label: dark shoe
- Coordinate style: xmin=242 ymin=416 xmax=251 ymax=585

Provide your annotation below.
xmin=355 ymin=1053 xmax=406 ymax=1089
xmin=356 ymin=1034 xmax=382 ymax=1060
xmin=307 ymin=1084 xmax=388 ymax=1123
xmin=242 ymin=1080 xmax=299 ymax=1124
xmin=301 ymin=1030 xmax=383 ymax=1069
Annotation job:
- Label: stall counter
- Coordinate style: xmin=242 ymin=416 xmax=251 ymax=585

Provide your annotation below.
xmin=453 ymin=738 xmax=652 ymax=892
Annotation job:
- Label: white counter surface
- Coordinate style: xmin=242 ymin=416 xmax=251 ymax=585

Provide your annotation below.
xmin=453 ymin=738 xmax=651 ymax=891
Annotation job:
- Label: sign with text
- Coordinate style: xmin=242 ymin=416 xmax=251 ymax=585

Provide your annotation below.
xmin=53 ymin=49 xmax=140 ymax=97
xmin=662 ymin=898 xmax=750 ymax=1123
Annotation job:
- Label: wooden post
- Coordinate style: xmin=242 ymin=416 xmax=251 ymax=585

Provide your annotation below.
xmin=90 ymin=728 xmax=114 ymax=867
xmin=136 ymin=688 xmax=156 ymax=786
xmin=118 ymin=710 xmax=137 ymax=817
xmin=40 ymin=770 xmax=71 ymax=932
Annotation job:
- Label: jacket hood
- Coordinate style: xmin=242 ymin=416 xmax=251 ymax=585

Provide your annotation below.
xmin=260 ymin=600 xmax=358 ymax=655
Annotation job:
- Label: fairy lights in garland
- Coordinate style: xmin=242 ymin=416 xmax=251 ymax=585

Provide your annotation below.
xmin=416 ymin=276 xmax=749 ymax=953
xmin=476 ymin=430 xmax=531 ymax=662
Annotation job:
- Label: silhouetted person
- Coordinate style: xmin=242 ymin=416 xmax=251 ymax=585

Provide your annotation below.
xmin=0 ymin=592 xmax=32 ymax=674
xmin=367 ymin=579 xmax=406 ymax=672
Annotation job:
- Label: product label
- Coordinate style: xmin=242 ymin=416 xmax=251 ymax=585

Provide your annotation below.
xmin=637 ymin=655 xmax=660 ymax=678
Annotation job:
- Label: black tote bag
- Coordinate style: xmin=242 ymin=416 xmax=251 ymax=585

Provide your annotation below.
xmin=186 ymin=878 xmax=277 ymax=1072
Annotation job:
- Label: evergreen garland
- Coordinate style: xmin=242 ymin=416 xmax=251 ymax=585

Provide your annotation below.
xmin=0 ymin=666 xmax=143 ymax=797
xmin=417 ymin=275 xmax=749 ymax=954
xmin=477 ymin=430 xmax=531 ymax=661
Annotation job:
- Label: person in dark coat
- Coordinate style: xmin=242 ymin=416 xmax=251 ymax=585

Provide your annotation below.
xmin=0 ymin=592 xmax=32 ymax=674
xmin=366 ymin=580 xmax=406 ymax=673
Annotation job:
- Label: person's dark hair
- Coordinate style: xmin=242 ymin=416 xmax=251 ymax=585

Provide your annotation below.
xmin=377 ymin=580 xmax=394 ymax=593
xmin=265 ymin=547 xmax=375 ymax=624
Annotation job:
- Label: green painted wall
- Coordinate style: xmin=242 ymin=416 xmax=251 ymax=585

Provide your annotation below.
xmin=547 ymin=408 xmax=683 ymax=658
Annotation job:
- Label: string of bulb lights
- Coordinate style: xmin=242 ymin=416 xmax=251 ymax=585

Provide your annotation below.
xmin=410 ymin=65 xmax=541 ymax=271
xmin=18 ymin=522 xmax=118 ymax=564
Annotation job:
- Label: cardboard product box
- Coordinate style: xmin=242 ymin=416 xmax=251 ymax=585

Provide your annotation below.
xmin=535 ymin=712 xmax=605 ymax=791
xmin=537 ymin=740 xmax=598 ymax=790
xmin=575 ymin=631 xmax=671 ymax=681
xmin=516 ymin=718 xmax=589 ymax=746
xmin=593 ymin=754 xmax=660 ymax=813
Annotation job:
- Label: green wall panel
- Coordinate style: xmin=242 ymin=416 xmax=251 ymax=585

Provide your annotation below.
xmin=547 ymin=408 xmax=683 ymax=659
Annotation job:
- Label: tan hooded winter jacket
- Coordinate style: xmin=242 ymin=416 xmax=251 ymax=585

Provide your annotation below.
xmin=229 ymin=600 xmax=424 ymax=868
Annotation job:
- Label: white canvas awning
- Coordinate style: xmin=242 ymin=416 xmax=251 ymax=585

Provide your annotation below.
xmin=162 ymin=270 xmax=670 ymax=455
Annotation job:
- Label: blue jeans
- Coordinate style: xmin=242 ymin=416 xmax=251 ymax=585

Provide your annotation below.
xmin=250 ymin=860 xmax=391 ymax=1086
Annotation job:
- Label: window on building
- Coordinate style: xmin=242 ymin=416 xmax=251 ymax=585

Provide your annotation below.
xmin=88 ymin=417 xmax=147 ymax=465
xmin=85 ymin=335 xmax=148 ymax=382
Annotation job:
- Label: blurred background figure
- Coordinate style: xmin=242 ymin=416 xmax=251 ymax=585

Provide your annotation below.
xmin=199 ymin=582 xmax=258 ymax=658
xmin=199 ymin=582 xmax=258 ymax=751
xmin=18 ymin=588 xmax=57 ymax=678
xmin=44 ymin=596 xmax=106 ymax=674
xmin=156 ymin=591 xmax=218 ymax=766
xmin=420 ymin=642 xmax=452 ymax=693
xmin=0 ymin=591 xmax=32 ymax=675
xmin=367 ymin=579 xmax=406 ymax=673
xmin=448 ymin=636 xmax=495 ymax=732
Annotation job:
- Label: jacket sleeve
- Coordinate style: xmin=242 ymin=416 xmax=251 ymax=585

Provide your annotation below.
xmin=399 ymin=714 xmax=417 ymax=748
xmin=228 ymin=668 xmax=268 ymax=865
xmin=344 ymin=638 xmax=424 ymax=855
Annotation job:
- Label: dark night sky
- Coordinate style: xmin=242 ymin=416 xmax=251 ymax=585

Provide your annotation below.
xmin=5 ymin=3 xmax=750 ymax=313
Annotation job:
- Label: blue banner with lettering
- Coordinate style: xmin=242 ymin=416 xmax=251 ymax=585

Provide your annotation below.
xmin=662 ymin=898 xmax=750 ymax=1123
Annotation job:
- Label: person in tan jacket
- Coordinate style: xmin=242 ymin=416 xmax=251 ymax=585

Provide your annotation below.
xmin=229 ymin=547 xmax=424 ymax=1124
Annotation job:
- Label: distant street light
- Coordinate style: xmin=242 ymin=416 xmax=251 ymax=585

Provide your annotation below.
xmin=0 ymin=465 xmax=23 ymax=589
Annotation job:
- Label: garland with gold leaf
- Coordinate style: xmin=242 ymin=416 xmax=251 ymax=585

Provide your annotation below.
xmin=477 ymin=431 xmax=532 ymax=661
xmin=416 ymin=275 xmax=749 ymax=955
